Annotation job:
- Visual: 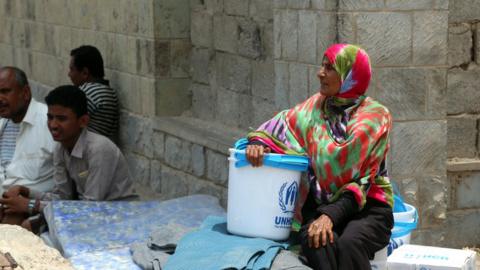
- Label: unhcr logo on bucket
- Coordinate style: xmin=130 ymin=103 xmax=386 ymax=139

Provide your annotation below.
xmin=274 ymin=181 xmax=298 ymax=228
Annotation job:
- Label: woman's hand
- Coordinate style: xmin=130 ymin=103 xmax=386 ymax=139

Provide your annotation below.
xmin=307 ymin=214 xmax=334 ymax=248
xmin=246 ymin=145 xmax=271 ymax=167
xmin=0 ymin=195 xmax=29 ymax=214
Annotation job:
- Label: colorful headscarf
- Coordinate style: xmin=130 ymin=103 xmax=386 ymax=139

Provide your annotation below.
xmin=247 ymin=44 xmax=393 ymax=231
xmin=324 ymin=43 xmax=372 ymax=99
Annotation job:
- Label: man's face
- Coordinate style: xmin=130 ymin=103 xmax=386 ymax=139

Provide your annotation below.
xmin=47 ymin=105 xmax=88 ymax=149
xmin=68 ymin=57 xmax=87 ymax=86
xmin=0 ymin=70 xmax=31 ymax=123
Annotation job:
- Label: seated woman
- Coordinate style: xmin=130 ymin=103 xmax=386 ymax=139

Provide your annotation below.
xmin=246 ymin=44 xmax=393 ymax=270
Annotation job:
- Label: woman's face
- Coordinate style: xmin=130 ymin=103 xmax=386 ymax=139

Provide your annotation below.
xmin=317 ymin=58 xmax=342 ymax=97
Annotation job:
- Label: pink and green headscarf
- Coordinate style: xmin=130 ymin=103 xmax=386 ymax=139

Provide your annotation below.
xmin=324 ymin=43 xmax=372 ymax=99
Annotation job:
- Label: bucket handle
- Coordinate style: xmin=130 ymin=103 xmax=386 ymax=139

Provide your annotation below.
xmin=391 ymin=207 xmax=418 ymax=238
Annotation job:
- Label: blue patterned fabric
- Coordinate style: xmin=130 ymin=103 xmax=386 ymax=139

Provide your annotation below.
xmin=44 ymin=195 xmax=226 ymax=269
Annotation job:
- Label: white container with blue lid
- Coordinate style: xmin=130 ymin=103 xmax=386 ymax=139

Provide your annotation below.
xmin=227 ymin=139 xmax=309 ymax=241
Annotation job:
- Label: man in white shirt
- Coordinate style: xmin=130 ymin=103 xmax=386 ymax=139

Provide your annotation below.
xmin=0 ymin=67 xmax=55 ymax=223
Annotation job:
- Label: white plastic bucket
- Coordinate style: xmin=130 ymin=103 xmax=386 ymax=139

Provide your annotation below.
xmin=227 ymin=149 xmax=308 ymax=241
xmin=388 ymin=203 xmax=417 ymax=255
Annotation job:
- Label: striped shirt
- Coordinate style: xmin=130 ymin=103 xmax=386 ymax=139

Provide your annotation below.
xmin=79 ymin=82 xmax=119 ymax=140
xmin=0 ymin=120 xmax=20 ymax=168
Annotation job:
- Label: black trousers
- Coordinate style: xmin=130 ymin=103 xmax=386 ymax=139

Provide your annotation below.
xmin=299 ymin=200 xmax=393 ymax=270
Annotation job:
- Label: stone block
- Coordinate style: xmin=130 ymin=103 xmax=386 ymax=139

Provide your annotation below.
xmin=447 ymin=117 xmax=477 ymax=158
xmin=273 ymin=11 xmax=282 ymax=59
xmin=311 ymin=0 xmax=337 ymax=10
xmin=376 ymin=68 xmax=430 ymax=120
xmin=287 ymin=0 xmax=310 ymax=9
xmin=339 ymin=0 xmax=384 ymax=10
xmin=425 ymin=69 xmax=447 ymax=119
xmin=0 ymin=44 xmax=13 ymax=67
xmin=12 ymin=20 xmax=27 ymax=48
xmin=191 ymin=48 xmax=211 ymax=84
xmin=396 ymin=177 xmax=419 ymax=207
xmin=0 ymin=18 xmax=12 ymax=44
xmin=165 ymin=135 xmax=193 ymax=172
xmin=126 ymin=36 xmax=138 ymax=74
xmin=191 ymin=83 xmax=216 ymax=120
xmin=149 ymin=160 xmax=162 ymax=193
xmin=262 ymin=20 xmax=274 ymax=60
xmin=476 ymin=24 xmax=480 ymax=65
xmin=139 ymin=77 xmax=156 ymax=116
xmin=447 ymin=65 xmax=480 ymax=114
xmin=115 ymin=72 xmax=141 ymax=114
xmin=206 ymin=149 xmax=228 ymax=185
xmin=252 ymin=59 xmax=275 ymax=100
xmin=138 ymin=0 xmax=154 ymax=37
xmin=213 ymin=14 xmax=238 ymax=54
xmin=44 ymin=0 xmax=67 ymax=25
xmin=274 ymin=61 xmax=289 ymax=110
xmin=252 ymin=98 xmax=277 ymax=128
xmin=289 ymin=63 xmax=309 ymax=106
xmin=452 ymin=171 xmax=480 ymax=209
xmin=216 ymin=88 xmax=253 ymax=128
xmin=216 ymin=53 xmax=252 ymax=94
xmin=413 ymin=11 xmax=448 ymax=65
xmin=417 ymin=175 xmax=448 ymax=227
xmin=250 ymin=0 xmax=273 ymax=20
xmin=160 ymin=165 xmax=190 ymax=198
xmin=298 ymin=11 xmax=316 ymax=64
xmin=136 ymin=38 xmax=155 ymax=77
xmin=224 ymin=0 xmax=248 ymax=16
xmin=191 ymin=144 xmax=205 ymax=177
xmin=411 ymin=227 xmax=447 ymax=247
xmin=316 ymin=13 xmax=337 ymax=64
xmin=170 ymin=39 xmax=191 ymax=78
xmin=119 ymin=112 xmax=154 ymax=158
xmin=356 ymin=12 xmax=411 ymax=66
xmin=155 ymin=78 xmax=191 ymax=116
xmin=237 ymin=18 xmax=262 ymax=59
xmin=273 ymin=0 xmax=287 ymax=9
xmin=385 ymin=0 xmax=435 ymax=10
xmin=191 ymin=11 xmax=213 ymax=48
xmin=280 ymin=10 xmax=298 ymax=61
xmin=72 ymin=0 xmax=97 ymax=30
xmin=436 ymin=0 xmax=449 ymax=9
xmin=308 ymin=65 xmax=320 ymax=97
xmin=31 ymin=53 xmax=61 ymax=87
xmin=154 ymin=0 xmax=190 ymax=38
xmin=391 ymin=121 xmax=446 ymax=175
xmin=153 ymin=131 xmax=165 ymax=160
xmin=53 ymin=26 xmax=70 ymax=58
xmin=154 ymin=40 xmax=170 ymax=78
xmin=442 ymin=209 xmax=480 ymax=248
xmin=205 ymin=0 xmax=224 ymax=14
xmin=337 ymin=13 xmax=356 ymax=44
xmin=189 ymin=179 xmax=223 ymax=199
xmin=122 ymin=0 xmax=139 ymax=34
xmin=449 ymin=0 xmax=480 ymax=23
xmin=125 ymin=152 xmax=151 ymax=186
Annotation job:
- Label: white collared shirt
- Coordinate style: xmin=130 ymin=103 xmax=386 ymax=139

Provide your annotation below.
xmin=0 ymin=98 xmax=55 ymax=194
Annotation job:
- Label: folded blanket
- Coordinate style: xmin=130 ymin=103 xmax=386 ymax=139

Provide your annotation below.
xmin=164 ymin=216 xmax=288 ymax=270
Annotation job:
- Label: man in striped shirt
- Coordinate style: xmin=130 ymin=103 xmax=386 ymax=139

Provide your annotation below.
xmin=68 ymin=45 xmax=119 ymax=141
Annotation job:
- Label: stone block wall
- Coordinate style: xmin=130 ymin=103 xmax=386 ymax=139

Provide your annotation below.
xmin=444 ymin=0 xmax=480 ymax=248
xmin=189 ymin=0 xmax=275 ymax=129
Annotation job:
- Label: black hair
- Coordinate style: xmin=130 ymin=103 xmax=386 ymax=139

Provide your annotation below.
xmin=70 ymin=45 xmax=105 ymax=79
xmin=0 ymin=66 xmax=29 ymax=87
xmin=45 ymin=85 xmax=88 ymax=117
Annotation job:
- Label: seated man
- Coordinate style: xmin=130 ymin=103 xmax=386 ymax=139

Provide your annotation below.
xmin=0 ymin=67 xmax=55 ymax=224
xmin=68 ymin=45 xmax=119 ymax=140
xmin=0 ymin=85 xmax=136 ymax=230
